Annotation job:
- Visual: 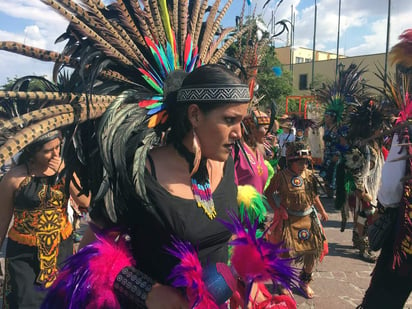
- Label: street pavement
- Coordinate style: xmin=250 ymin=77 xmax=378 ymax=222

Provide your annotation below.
xmin=1 ymin=196 xmax=411 ymax=308
xmin=292 ymin=196 xmax=412 ymax=308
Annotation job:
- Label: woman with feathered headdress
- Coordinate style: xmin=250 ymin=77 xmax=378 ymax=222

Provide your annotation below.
xmin=0 ymin=1 xmax=301 ymax=308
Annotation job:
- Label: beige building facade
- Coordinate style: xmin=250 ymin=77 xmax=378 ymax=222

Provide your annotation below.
xmin=275 ymin=46 xmax=395 ymax=96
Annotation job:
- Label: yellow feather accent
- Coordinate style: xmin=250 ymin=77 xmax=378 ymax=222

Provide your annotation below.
xmin=159 ymin=0 xmax=175 ymax=56
xmin=237 ymin=185 xmax=259 ymax=208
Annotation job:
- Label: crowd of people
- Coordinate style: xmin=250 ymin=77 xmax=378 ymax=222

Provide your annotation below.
xmin=0 ymin=0 xmax=411 ymax=308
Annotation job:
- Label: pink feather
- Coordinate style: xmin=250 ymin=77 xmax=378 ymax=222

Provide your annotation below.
xmin=87 ymin=235 xmax=135 ymax=308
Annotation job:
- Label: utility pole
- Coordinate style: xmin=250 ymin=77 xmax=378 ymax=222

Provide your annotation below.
xmin=335 ymin=0 xmax=342 ymax=81
xmin=311 ymin=0 xmax=317 ymax=89
xmin=384 ymin=0 xmax=391 ymax=83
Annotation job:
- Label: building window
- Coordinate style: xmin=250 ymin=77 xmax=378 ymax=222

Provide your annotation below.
xmin=305 ymin=58 xmax=311 ymax=63
xmin=296 ymin=57 xmax=304 ymax=63
xmin=299 ymin=74 xmax=308 ymax=90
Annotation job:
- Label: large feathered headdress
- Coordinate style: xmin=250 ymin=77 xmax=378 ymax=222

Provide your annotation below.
xmin=314 ymin=63 xmax=368 ymax=125
xmin=0 ymin=0 xmax=256 ymax=222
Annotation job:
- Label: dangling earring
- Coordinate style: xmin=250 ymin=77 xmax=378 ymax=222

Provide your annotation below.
xmin=190 ymin=129 xmax=201 ymax=176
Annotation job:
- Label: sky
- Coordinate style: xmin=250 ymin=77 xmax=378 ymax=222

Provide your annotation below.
xmin=0 ymin=0 xmax=411 ymax=86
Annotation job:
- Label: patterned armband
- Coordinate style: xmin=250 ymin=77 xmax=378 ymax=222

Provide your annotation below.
xmin=113 ymin=266 xmax=155 ymax=308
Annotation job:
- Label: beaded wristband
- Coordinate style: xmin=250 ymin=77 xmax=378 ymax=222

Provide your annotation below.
xmin=113 ymin=266 xmax=155 ymax=308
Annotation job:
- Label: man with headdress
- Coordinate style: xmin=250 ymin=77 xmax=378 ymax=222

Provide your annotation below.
xmin=337 ymin=100 xmax=385 ymax=263
xmin=319 ymin=103 xmax=341 ymax=198
xmin=359 ymin=28 xmax=412 ymax=308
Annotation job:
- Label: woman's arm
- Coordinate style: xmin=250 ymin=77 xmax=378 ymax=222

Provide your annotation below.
xmin=69 ymin=172 xmax=91 ymax=209
xmin=313 ymin=195 xmax=328 ymax=221
xmin=0 ymin=173 xmax=16 ymax=248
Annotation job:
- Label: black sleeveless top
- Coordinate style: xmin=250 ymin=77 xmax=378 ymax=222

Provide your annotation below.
xmin=128 ymin=157 xmax=238 ymax=284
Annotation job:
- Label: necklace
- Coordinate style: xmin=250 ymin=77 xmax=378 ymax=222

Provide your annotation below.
xmin=174 ymin=142 xmax=216 ymax=220
xmin=245 ymin=144 xmax=263 ymax=176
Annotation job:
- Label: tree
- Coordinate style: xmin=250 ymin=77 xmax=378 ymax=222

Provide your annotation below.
xmin=255 ymin=45 xmax=293 ymax=114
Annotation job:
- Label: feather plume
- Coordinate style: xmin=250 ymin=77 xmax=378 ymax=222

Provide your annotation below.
xmin=219 ymin=211 xmax=300 ymax=307
xmin=237 ymin=185 xmax=268 ymax=224
xmin=166 ymin=237 xmax=221 ymax=308
xmin=41 ymin=230 xmax=134 ymax=309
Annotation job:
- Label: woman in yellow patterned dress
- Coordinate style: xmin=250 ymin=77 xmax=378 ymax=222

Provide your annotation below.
xmin=0 ymin=131 xmax=90 ymax=308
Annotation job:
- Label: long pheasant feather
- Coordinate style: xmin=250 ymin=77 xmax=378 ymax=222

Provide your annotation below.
xmin=41 ymin=0 xmax=132 ymax=66
xmin=189 ymin=0 xmax=202 ymax=34
xmin=192 ymin=0 xmax=209 ymax=50
xmin=203 ymin=27 xmax=235 ymax=64
xmin=0 ymin=42 xmax=73 ymax=66
xmin=210 ymin=24 xmax=254 ymax=64
xmin=199 ymin=0 xmax=222 ymax=61
xmin=179 ymin=0 xmax=189 ymax=60
xmin=148 ymin=0 xmax=167 ymax=47
xmin=200 ymin=0 xmax=234 ymax=61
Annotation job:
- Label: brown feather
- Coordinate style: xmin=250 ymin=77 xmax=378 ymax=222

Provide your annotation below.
xmin=203 ymin=27 xmax=235 ymax=63
xmin=141 ymin=0 xmax=160 ymax=43
xmin=200 ymin=0 xmax=234 ymax=61
xmin=0 ymin=41 xmax=73 ymax=65
xmin=42 ymin=0 xmax=132 ymax=66
xmin=148 ymin=0 xmax=167 ymax=46
xmin=209 ymin=24 xmax=254 ymax=64
xmin=188 ymin=0 xmax=202 ymax=34
xmin=192 ymin=0 xmax=209 ymax=50
xmin=173 ymin=0 xmax=179 ymax=33
xmin=199 ymin=0 xmax=222 ymax=61
xmin=179 ymin=0 xmax=189 ymax=58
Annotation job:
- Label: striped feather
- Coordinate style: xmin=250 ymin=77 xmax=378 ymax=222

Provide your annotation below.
xmin=200 ymin=0 xmax=234 ymax=61
xmin=192 ymin=0 xmax=209 ymax=50
xmin=188 ymin=0 xmax=202 ymax=34
xmin=179 ymin=0 xmax=189 ymax=59
xmin=149 ymin=0 xmax=167 ymax=46
xmin=198 ymin=0 xmax=222 ymax=61
xmin=0 ymin=42 xmax=73 ymax=66
xmin=41 ymin=0 xmax=132 ymax=66
xmin=210 ymin=24 xmax=254 ymax=64
xmin=203 ymin=27 xmax=235 ymax=64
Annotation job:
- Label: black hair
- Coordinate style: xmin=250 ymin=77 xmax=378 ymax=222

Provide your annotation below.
xmin=165 ymin=64 xmax=245 ymax=145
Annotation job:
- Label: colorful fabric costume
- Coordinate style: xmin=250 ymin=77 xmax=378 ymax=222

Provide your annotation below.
xmin=271 ymin=168 xmax=326 ymax=264
xmin=234 ymin=145 xmax=268 ymax=194
xmin=2 ymin=172 xmax=73 ymax=308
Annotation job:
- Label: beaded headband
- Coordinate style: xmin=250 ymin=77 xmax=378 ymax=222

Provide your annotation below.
xmin=253 ymin=110 xmax=270 ymax=126
xmin=177 ymin=84 xmax=250 ymax=103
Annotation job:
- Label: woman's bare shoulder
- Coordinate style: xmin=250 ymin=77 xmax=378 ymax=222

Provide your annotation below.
xmin=0 ymin=165 xmax=27 ymax=189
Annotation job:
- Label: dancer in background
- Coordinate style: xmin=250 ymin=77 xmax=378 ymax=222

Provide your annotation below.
xmin=0 ymin=131 xmax=89 ymax=308
xmin=265 ymin=141 xmax=328 ymax=299
xmin=359 ymin=28 xmax=412 ymax=309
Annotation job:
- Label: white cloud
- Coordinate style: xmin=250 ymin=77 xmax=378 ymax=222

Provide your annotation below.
xmin=1 ymin=0 xmax=412 ymax=86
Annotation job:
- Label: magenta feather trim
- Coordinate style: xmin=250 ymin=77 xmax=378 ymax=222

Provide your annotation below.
xmin=41 ymin=231 xmax=134 ymax=309
xmin=166 ymin=237 xmax=219 ymax=308
xmin=219 ymin=211 xmax=300 ymax=306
